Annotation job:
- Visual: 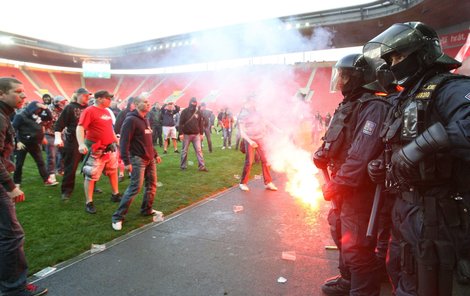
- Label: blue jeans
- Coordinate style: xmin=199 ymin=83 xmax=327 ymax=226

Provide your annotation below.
xmin=45 ymin=134 xmax=63 ymax=175
xmin=180 ymin=134 xmax=205 ymax=169
xmin=0 ymin=189 xmax=28 ymax=295
xmin=112 ymin=156 xmax=157 ymax=222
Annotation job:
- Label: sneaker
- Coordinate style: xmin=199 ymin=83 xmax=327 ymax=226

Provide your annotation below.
xmin=112 ymin=220 xmax=122 ymax=231
xmin=85 ymin=202 xmax=96 ymax=214
xmin=174 ymin=150 xmax=179 ymax=153
xmin=163 ymin=150 xmax=167 ymax=154
xmin=110 ymin=193 xmax=122 ymax=203
xmin=198 ymin=167 xmax=209 ymax=172
xmin=94 ymin=187 xmax=103 ymax=194
xmin=265 ymin=182 xmax=278 ymax=191
xmin=61 ymin=193 xmax=70 ymax=201
xmin=24 ymin=283 xmax=48 ymax=296
xmin=118 ymin=175 xmax=125 ymax=182
xmin=48 ymin=174 xmax=57 ymax=183
xmin=239 ymin=183 xmax=249 ymax=191
xmin=228 ymin=146 xmax=232 ymax=149
xmin=221 ymin=146 xmax=226 ymax=150
xmin=321 ymin=275 xmax=351 ymax=296
xmin=44 ymin=178 xmax=58 ymax=187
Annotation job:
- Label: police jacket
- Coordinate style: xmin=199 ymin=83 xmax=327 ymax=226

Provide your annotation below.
xmin=324 ymin=90 xmax=390 ymax=189
xmin=382 ymin=71 xmax=470 ymax=191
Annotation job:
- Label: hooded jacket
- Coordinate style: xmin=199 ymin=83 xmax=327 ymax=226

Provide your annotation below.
xmin=179 ymin=101 xmax=203 ymax=135
xmin=119 ymin=110 xmax=157 ymax=166
xmin=13 ymin=101 xmax=49 ymax=144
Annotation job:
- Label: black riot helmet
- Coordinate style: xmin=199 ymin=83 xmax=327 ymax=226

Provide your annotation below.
xmin=330 ymin=53 xmax=375 ymax=97
xmin=363 ymin=22 xmax=461 ymax=86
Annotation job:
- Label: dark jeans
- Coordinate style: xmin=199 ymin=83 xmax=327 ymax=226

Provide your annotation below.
xmin=240 ymin=139 xmax=272 ymax=185
xmin=61 ymin=140 xmax=83 ymax=196
xmin=0 ymin=190 xmax=28 ymax=295
xmin=45 ymin=134 xmax=63 ymax=175
xmin=112 ymin=156 xmax=157 ymax=222
xmin=203 ymin=126 xmax=212 ymax=152
xmin=180 ymin=134 xmax=205 ymax=169
xmin=222 ymin=128 xmax=232 ymax=147
xmin=152 ymin=125 xmax=163 ymax=146
xmin=13 ymin=142 xmax=48 ymax=184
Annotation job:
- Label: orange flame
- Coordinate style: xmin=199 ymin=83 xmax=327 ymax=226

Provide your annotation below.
xmin=268 ymin=136 xmax=323 ymax=209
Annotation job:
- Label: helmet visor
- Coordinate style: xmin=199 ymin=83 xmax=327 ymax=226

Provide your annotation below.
xmin=363 ymin=23 xmax=424 ymax=66
xmin=330 ymin=68 xmax=352 ymax=93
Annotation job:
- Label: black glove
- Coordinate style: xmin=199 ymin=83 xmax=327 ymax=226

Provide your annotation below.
xmin=313 ymin=149 xmax=329 ymax=170
xmin=368 ymin=159 xmax=386 ymax=184
xmin=322 ymin=181 xmax=349 ymax=201
xmin=390 ymin=122 xmax=449 ymax=183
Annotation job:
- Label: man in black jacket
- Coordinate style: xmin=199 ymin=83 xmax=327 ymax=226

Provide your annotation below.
xmin=54 ymin=87 xmax=90 ymax=200
xmin=12 ymin=101 xmax=57 ymax=187
xmin=112 ymin=96 xmax=163 ymax=230
xmin=179 ymin=97 xmax=207 ymax=171
xmin=0 ymin=77 xmax=48 ymax=296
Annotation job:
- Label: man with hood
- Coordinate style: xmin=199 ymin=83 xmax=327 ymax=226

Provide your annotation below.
xmin=12 ymin=100 xmax=58 ymax=187
xmin=178 ymin=97 xmax=208 ymax=171
xmin=111 ymin=96 xmax=163 ymax=230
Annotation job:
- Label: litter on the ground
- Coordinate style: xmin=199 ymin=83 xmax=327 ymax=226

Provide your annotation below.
xmin=325 ymin=245 xmax=339 ymax=250
xmin=157 ymin=182 xmax=163 ymax=187
xmin=277 ymin=276 xmax=287 ymax=283
xmin=282 ymin=251 xmax=297 ymax=261
xmin=233 ymin=205 xmax=244 ymax=213
xmin=34 ymin=266 xmax=56 ymax=278
xmin=90 ymin=244 xmax=106 ymax=253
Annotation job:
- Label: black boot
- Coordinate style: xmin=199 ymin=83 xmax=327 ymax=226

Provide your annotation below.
xmin=321 ymin=275 xmax=350 ymax=296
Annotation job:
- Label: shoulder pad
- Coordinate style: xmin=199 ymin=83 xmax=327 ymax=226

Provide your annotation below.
xmin=358 ymin=93 xmax=391 ymax=106
xmin=416 ymin=73 xmax=470 ymax=100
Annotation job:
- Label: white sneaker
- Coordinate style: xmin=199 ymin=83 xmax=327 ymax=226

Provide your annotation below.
xmin=221 ymin=146 xmax=226 ymax=150
xmin=239 ymin=183 xmax=250 ymax=191
xmin=49 ymin=174 xmax=57 ymax=183
xmin=112 ymin=221 xmax=122 ymax=231
xmin=228 ymin=146 xmax=232 ymax=149
xmin=265 ymin=182 xmax=278 ymax=191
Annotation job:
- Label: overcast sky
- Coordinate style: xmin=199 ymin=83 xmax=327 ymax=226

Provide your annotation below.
xmin=0 ymin=0 xmax=372 ymax=49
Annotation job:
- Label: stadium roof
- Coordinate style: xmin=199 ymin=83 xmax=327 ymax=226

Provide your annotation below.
xmin=1 ymin=0 xmax=373 ymax=49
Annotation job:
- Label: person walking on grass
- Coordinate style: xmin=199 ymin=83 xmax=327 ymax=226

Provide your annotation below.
xmin=112 ymin=96 xmax=163 ymax=230
xmin=0 ymin=77 xmax=48 ymax=296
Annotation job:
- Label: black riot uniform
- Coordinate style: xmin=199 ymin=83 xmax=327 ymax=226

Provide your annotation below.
xmin=313 ymin=54 xmax=390 ymax=296
xmin=364 ymin=22 xmax=470 ymax=296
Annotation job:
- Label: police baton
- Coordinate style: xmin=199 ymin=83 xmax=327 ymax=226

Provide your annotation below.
xmin=366 ymin=184 xmax=382 ymax=238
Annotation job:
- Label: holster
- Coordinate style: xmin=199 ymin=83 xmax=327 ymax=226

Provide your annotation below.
xmin=417 ymin=239 xmax=439 ymax=296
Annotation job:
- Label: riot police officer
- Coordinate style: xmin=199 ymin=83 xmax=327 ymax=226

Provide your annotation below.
xmin=313 ymin=53 xmax=390 ymax=295
xmin=364 ymin=21 xmax=470 ymax=295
